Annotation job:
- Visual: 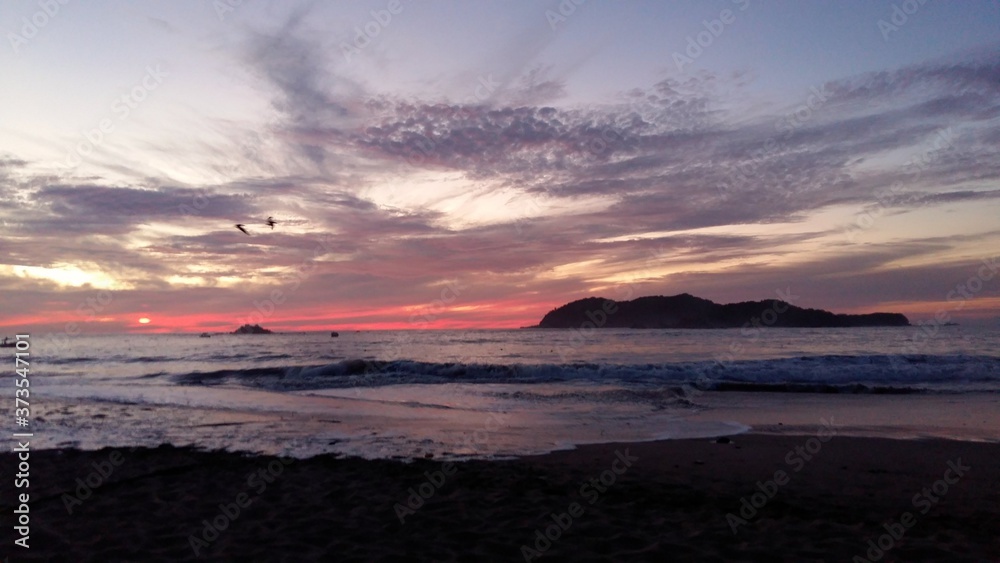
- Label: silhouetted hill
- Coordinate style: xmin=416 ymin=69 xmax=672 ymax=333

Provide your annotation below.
xmin=534 ymin=293 xmax=909 ymax=329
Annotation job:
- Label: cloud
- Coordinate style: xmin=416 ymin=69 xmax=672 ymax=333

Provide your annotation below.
xmin=502 ymin=65 xmax=567 ymax=106
xmin=241 ymin=5 xmax=371 ymax=169
xmin=36 ymin=184 xmax=256 ymax=223
xmin=4 ymin=33 xmax=1000 ymax=329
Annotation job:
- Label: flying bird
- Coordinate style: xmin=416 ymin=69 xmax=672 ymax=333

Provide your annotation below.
xmin=235 ymin=224 xmax=250 ymax=235
xmin=266 ymin=216 xmax=277 ymax=230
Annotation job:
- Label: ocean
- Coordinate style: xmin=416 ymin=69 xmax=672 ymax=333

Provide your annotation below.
xmin=20 ymin=326 xmax=1000 ymax=460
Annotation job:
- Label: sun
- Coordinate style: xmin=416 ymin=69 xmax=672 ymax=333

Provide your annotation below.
xmin=138 ymin=317 xmax=151 ymax=324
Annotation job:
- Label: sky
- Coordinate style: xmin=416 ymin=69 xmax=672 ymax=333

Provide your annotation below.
xmin=1 ymin=0 xmax=999 ymax=333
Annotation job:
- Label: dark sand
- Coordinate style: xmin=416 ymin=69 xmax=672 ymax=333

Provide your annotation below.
xmin=2 ymin=435 xmax=998 ymax=562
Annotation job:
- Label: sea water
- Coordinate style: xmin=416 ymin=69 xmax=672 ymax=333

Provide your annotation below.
xmin=14 ymin=326 xmax=1000 ymax=459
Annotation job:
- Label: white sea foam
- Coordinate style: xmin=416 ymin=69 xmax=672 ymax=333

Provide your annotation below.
xmin=21 ymin=328 xmax=1000 ymax=459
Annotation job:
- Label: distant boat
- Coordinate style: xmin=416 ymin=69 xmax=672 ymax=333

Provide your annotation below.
xmin=0 ymin=337 xmax=15 ymax=348
xmin=233 ymin=324 xmax=273 ymax=334
xmin=330 ymin=331 xmax=339 ymax=337
xmin=199 ymin=332 xmax=212 ymax=338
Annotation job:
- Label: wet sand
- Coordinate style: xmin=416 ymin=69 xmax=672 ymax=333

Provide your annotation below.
xmin=2 ymin=435 xmax=998 ymax=562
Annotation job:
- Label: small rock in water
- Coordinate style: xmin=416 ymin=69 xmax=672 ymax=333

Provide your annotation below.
xmin=424 ymin=452 xmax=434 ymax=459
xmin=715 ymin=437 xmax=731 ymax=444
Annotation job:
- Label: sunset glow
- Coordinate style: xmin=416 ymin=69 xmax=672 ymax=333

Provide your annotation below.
xmin=2 ymin=1 xmax=999 ymax=333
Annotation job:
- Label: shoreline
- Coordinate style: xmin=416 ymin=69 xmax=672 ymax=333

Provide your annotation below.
xmin=26 ymin=391 xmax=1000 ymax=461
xmin=3 ymin=434 xmax=998 ymax=561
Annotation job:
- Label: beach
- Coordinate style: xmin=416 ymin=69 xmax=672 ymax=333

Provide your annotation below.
xmin=6 ymin=330 xmax=999 ymax=560
xmin=6 ymin=1 xmax=1000 ymax=559
xmin=3 ymin=433 xmax=998 ymax=562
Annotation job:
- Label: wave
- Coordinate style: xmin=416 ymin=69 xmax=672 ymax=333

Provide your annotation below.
xmin=46 ymin=356 xmax=100 ymax=365
xmin=52 ymin=354 xmax=179 ymax=364
xmin=168 ymin=354 xmax=1000 ymax=394
xmin=47 ymin=352 xmax=300 ymax=368
xmin=200 ymin=352 xmax=295 ymax=362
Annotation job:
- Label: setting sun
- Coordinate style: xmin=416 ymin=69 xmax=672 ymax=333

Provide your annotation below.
xmin=2 ymin=2 xmax=999 ymax=560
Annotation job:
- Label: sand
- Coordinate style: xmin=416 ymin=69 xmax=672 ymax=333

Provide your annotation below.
xmin=2 ymin=435 xmax=998 ymax=562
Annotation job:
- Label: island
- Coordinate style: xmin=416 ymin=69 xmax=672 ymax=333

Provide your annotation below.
xmin=534 ymin=293 xmax=909 ymax=329
xmin=232 ymin=324 xmax=274 ymax=334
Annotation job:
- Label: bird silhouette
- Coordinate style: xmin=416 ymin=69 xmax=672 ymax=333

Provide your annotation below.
xmin=235 ymin=224 xmax=250 ymax=235
xmin=266 ymin=216 xmax=277 ymax=230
